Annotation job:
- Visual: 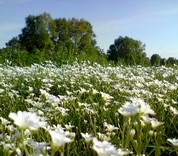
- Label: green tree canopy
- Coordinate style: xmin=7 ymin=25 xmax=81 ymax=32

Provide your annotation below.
xmin=18 ymin=12 xmax=56 ymax=52
xmin=166 ymin=57 xmax=178 ymax=66
xmin=6 ymin=13 xmax=98 ymax=56
xmin=53 ymin=18 xmax=96 ymax=54
xmin=150 ymin=54 xmax=161 ymax=66
xmin=107 ymin=36 xmax=148 ymax=65
xmin=160 ymin=58 xmax=166 ymax=66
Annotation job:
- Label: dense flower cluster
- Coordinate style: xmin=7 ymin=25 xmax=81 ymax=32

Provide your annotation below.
xmin=0 ymin=61 xmax=178 ymax=155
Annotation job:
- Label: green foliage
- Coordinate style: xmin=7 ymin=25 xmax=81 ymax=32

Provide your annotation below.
xmin=5 ymin=37 xmax=21 ymax=49
xmin=107 ymin=36 xmax=148 ymax=66
xmin=6 ymin=13 xmax=97 ymax=56
xmin=166 ymin=57 xmax=178 ymax=66
xmin=18 ymin=12 xmax=55 ymax=52
xmin=150 ymin=54 xmax=161 ymax=66
xmin=160 ymin=58 xmax=166 ymax=66
xmin=0 ymin=47 xmax=108 ymax=67
xmin=151 ymin=55 xmax=178 ymax=67
xmin=4 ymin=12 xmax=106 ymax=66
xmin=53 ymin=18 xmax=96 ymax=53
xmin=0 ymin=48 xmax=28 ymax=66
xmin=4 ymin=12 xmax=178 ymax=67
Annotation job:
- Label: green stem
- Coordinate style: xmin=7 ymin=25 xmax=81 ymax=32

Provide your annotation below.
xmin=20 ymin=130 xmax=31 ymax=156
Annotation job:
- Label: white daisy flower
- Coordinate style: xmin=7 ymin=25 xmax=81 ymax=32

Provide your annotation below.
xmin=49 ymin=130 xmax=72 ymax=148
xmin=9 ymin=111 xmax=45 ymax=130
xmin=118 ymin=102 xmax=139 ymax=117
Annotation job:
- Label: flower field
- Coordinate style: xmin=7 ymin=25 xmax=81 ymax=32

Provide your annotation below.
xmin=0 ymin=61 xmax=178 ymax=155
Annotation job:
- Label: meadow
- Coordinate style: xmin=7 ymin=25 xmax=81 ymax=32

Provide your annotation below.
xmin=0 ymin=61 xmax=178 ymax=155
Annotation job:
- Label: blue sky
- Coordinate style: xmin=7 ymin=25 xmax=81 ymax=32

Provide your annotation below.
xmin=0 ymin=0 xmax=178 ymax=58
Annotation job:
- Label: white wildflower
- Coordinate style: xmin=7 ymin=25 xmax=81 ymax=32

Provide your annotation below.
xmin=118 ymin=102 xmax=139 ymax=117
xmin=130 ymin=129 xmax=136 ymax=137
xmin=9 ymin=111 xmax=45 ymax=130
xmin=131 ymin=98 xmax=155 ymax=116
xmin=49 ymin=130 xmax=72 ymax=149
xmin=65 ymin=123 xmax=75 ymax=130
xmin=31 ymin=142 xmax=50 ymax=156
xmin=81 ymin=132 xmax=93 ymax=142
xmin=141 ymin=115 xmax=153 ymax=124
xmin=170 ymin=106 xmax=178 ymax=115
xmin=151 ymin=119 xmax=164 ymax=128
xmin=104 ymin=122 xmax=118 ymax=131
xmin=115 ymin=148 xmax=131 ymax=155
xmin=167 ymin=138 xmax=178 ymax=146
xmin=0 ymin=88 xmax=4 ymax=93
xmin=92 ymin=137 xmax=118 ymax=156
xmin=97 ymin=133 xmax=111 ymax=141
xmin=100 ymin=92 xmax=114 ymax=102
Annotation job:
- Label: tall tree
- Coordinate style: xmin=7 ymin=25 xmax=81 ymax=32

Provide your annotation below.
xmin=69 ymin=18 xmax=96 ymax=52
xmin=107 ymin=36 xmax=147 ymax=65
xmin=19 ymin=12 xmax=56 ymax=52
xmin=53 ymin=18 xmax=70 ymax=48
xmin=54 ymin=18 xmax=96 ymax=54
xmin=5 ymin=13 xmax=101 ymax=61
xmin=150 ymin=54 xmax=161 ymax=66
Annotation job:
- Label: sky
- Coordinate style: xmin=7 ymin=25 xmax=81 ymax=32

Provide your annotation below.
xmin=0 ymin=0 xmax=178 ymax=59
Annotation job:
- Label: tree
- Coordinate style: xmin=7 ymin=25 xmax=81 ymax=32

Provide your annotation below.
xmin=5 ymin=13 xmax=104 ymax=63
xmin=19 ymin=12 xmax=56 ymax=52
xmin=53 ymin=18 xmax=70 ymax=48
xmin=6 ymin=37 xmax=21 ymax=49
xmin=150 ymin=54 xmax=161 ymax=66
xmin=160 ymin=58 xmax=166 ymax=66
xmin=166 ymin=57 xmax=178 ymax=66
xmin=107 ymin=36 xmax=147 ymax=65
xmin=69 ymin=18 xmax=96 ymax=52
xmin=54 ymin=18 xmax=97 ymax=54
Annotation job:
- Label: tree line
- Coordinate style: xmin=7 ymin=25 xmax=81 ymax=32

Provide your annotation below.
xmin=0 ymin=12 xmax=177 ymax=66
xmin=107 ymin=36 xmax=178 ymax=66
xmin=6 ymin=12 xmax=97 ymax=52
